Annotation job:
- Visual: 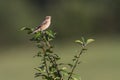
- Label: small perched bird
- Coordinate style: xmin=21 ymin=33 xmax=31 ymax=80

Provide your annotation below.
xmin=33 ymin=16 xmax=51 ymax=33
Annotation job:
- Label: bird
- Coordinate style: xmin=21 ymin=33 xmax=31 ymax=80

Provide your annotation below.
xmin=33 ymin=16 xmax=51 ymax=34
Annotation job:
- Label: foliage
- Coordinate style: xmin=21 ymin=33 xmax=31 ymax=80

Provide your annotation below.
xmin=21 ymin=27 xmax=94 ymax=80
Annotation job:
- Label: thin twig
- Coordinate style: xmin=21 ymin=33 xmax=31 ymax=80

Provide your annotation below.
xmin=42 ymin=47 xmax=50 ymax=77
xmin=46 ymin=41 xmax=63 ymax=79
xmin=68 ymin=48 xmax=84 ymax=80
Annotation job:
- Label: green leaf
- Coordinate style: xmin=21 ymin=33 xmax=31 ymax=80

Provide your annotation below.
xmin=86 ymin=39 xmax=95 ymax=45
xmin=81 ymin=37 xmax=86 ymax=44
xmin=37 ymin=51 xmax=43 ymax=56
xmin=68 ymin=63 xmax=73 ymax=68
xmin=72 ymin=77 xmax=79 ymax=80
xmin=46 ymin=49 xmax=53 ymax=53
xmin=20 ymin=27 xmax=31 ymax=31
xmin=34 ymin=68 xmax=42 ymax=72
xmin=60 ymin=70 xmax=69 ymax=76
xmin=21 ymin=27 xmax=34 ymax=34
xmin=75 ymin=40 xmax=83 ymax=45
xmin=46 ymin=30 xmax=56 ymax=38
xmin=35 ymin=32 xmax=41 ymax=38
xmin=39 ymin=65 xmax=45 ymax=71
xmin=61 ymin=67 xmax=67 ymax=70
xmin=49 ymin=65 xmax=56 ymax=72
xmin=72 ymin=74 xmax=81 ymax=80
xmin=74 ymin=55 xmax=78 ymax=58
xmin=35 ymin=73 xmax=42 ymax=77
xmin=72 ymin=58 xmax=76 ymax=62
xmin=37 ymin=44 xmax=43 ymax=48
xmin=20 ymin=27 xmax=27 ymax=31
xmin=78 ymin=61 xmax=81 ymax=64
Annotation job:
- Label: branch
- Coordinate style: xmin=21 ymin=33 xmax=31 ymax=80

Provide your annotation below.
xmin=68 ymin=48 xmax=85 ymax=80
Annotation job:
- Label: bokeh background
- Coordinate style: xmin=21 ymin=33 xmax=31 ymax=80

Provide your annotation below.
xmin=0 ymin=0 xmax=120 ymax=80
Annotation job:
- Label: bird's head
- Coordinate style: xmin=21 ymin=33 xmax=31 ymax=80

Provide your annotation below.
xmin=45 ymin=16 xmax=51 ymax=20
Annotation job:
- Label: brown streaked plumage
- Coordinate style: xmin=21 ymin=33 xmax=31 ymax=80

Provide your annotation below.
xmin=33 ymin=16 xmax=51 ymax=33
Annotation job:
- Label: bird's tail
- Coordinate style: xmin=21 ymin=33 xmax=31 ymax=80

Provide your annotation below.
xmin=32 ymin=28 xmax=42 ymax=34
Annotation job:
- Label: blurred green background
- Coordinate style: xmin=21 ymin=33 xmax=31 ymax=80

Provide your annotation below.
xmin=0 ymin=0 xmax=120 ymax=80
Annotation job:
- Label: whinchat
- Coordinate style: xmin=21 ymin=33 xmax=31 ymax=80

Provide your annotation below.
xmin=33 ymin=16 xmax=51 ymax=33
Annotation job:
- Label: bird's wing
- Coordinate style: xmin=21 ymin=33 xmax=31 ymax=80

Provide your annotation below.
xmin=35 ymin=20 xmax=47 ymax=30
xmin=41 ymin=20 xmax=48 ymax=25
xmin=37 ymin=20 xmax=47 ymax=29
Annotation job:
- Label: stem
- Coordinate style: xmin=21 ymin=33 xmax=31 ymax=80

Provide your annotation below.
xmin=46 ymin=41 xmax=63 ymax=79
xmin=68 ymin=48 xmax=85 ymax=80
xmin=41 ymin=32 xmax=63 ymax=79
xmin=42 ymin=47 xmax=50 ymax=77
xmin=48 ymin=56 xmax=62 ymax=79
xmin=53 ymin=57 xmax=62 ymax=79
